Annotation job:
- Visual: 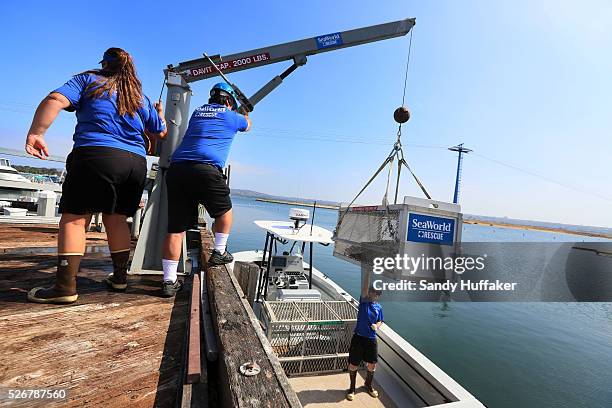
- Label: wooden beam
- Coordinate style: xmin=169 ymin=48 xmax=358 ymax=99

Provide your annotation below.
xmin=201 ymin=269 xmax=219 ymax=362
xmin=186 ymin=273 xmax=202 ymax=384
xmin=199 ymin=231 xmax=219 ymax=362
xmin=200 ymin=229 xmax=302 ymax=408
xmin=233 ymin=261 xmax=259 ymax=307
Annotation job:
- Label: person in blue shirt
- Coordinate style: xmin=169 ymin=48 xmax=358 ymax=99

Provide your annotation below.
xmin=347 ymin=284 xmax=384 ymax=401
xmin=26 ymin=48 xmax=167 ymax=304
xmin=161 ymin=83 xmax=251 ymax=297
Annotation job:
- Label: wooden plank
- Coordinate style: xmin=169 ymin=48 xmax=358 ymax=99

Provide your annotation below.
xmin=200 ymin=270 xmax=219 ymax=362
xmin=0 ymin=223 xmax=107 ymax=250
xmin=181 ymin=384 xmax=193 ymax=408
xmin=200 ymin=230 xmax=302 ymax=408
xmin=186 ymin=274 xmax=201 ymax=384
xmin=199 ymin=233 xmax=219 ymax=362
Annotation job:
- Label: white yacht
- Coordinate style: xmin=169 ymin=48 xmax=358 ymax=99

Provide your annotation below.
xmin=0 ymin=158 xmax=62 ymax=205
xmin=229 ymin=209 xmax=484 ymax=408
xmin=0 ymin=158 xmax=30 ymax=182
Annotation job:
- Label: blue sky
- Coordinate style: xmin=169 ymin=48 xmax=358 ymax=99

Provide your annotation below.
xmin=1 ymin=1 xmax=610 ymax=227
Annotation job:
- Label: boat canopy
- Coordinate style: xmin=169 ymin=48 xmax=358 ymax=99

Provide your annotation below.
xmin=254 ymin=220 xmax=333 ymax=244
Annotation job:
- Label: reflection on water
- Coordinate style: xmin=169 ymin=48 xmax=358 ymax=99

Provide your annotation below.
xmin=228 ymin=196 xmax=612 ymax=408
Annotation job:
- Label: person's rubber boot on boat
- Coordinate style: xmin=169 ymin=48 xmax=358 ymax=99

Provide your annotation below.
xmin=346 ymin=368 xmax=357 ymax=401
xmin=365 ymin=369 xmax=379 ymax=398
xmin=105 ymin=248 xmax=130 ymax=291
xmin=28 ymin=254 xmax=81 ymax=304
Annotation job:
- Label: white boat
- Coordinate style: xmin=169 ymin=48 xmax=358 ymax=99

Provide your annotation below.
xmin=0 ymin=158 xmax=62 ymax=205
xmin=0 ymin=158 xmax=30 ymax=182
xmin=229 ymin=209 xmax=485 ymax=408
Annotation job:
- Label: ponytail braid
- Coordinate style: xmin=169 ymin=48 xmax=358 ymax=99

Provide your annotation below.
xmin=85 ymin=48 xmax=143 ymax=116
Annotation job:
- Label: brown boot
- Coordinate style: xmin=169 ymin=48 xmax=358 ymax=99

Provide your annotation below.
xmin=28 ymin=254 xmax=81 ymax=304
xmin=105 ymin=249 xmax=130 ymax=291
xmin=346 ymin=369 xmax=357 ymax=401
xmin=364 ymin=370 xmax=379 ymax=398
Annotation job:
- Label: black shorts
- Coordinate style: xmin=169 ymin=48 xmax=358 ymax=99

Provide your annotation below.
xmin=166 ymin=161 xmax=232 ymax=233
xmin=348 ymin=333 xmax=378 ymax=365
xmin=59 ymin=146 xmax=147 ymax=216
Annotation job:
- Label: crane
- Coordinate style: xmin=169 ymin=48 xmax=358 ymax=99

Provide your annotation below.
xmin=130 ymin=17 xmax=416 ymax=274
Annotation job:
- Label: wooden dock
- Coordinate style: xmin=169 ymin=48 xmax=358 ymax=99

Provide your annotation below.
xmin=0 ymin=224 xmax=191 ymax=407
xmin=0 ymin=223 xmax=303 ymax=408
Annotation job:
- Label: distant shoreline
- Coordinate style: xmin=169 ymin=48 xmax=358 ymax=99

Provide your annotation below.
xmin=463 ymin=220 xmax=611 ymax=239
xmin=254 ymin=197 xmax=610 ymax=239
xmin=254 ymin=198 xmax=339 ymax=210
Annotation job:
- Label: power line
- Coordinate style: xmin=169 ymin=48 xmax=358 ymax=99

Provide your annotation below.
xmin=472 ymin=152 xmax=612 ymax=203
xmin=250 ymin=131 xmax=447 ymax=148
xmin=0 ymin=147 xmax=66 ymax=163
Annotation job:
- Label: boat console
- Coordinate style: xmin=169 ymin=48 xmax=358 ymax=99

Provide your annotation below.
xmin=269 ymin=253 xmax=311 ymax=291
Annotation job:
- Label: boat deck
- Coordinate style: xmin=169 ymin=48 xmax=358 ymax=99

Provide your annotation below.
xmin=0 ymin=226 xmax=190 ymax=407
xmin=288 ymin=372 xmax=397 ymax=408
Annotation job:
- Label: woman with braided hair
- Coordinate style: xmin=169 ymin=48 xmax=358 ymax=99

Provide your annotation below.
xmin=25 ymin=47 xmax=167 ymax=304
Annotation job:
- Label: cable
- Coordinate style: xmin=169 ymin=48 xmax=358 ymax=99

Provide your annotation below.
xmin=401 ymin=29 xmax=414 ymax=106
xmin=250 ymin=131 xmax=447 ymax=148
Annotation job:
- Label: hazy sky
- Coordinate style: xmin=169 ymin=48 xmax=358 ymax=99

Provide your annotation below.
xmin=1 ymin=1 xmax=610 ymax=227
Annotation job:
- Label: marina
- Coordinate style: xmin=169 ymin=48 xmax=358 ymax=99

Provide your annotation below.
xmin=0 ymin=213 xmax=485 ymax=407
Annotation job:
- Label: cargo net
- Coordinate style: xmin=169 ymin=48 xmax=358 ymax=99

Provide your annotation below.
xmin=263 ymin=301 xmax=357 ymax=376
xmin=334 ymin=207 xmax=401 ymax=265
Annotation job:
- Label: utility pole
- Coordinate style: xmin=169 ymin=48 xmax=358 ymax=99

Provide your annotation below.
xmin=448 ymin=143 xmax=472 ymax=204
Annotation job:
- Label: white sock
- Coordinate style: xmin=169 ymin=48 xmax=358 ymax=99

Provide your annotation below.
xmin=162 ymin=259 xmax=179 ymax=283
xmin=214 ymin=232 xmax=229 ymax=253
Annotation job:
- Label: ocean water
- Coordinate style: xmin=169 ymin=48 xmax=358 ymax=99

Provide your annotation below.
xmin=227 ymin=196 xmax=612 ymax=408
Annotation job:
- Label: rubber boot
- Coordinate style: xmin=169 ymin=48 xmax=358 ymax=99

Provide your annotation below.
xmin=346 ymin=369 xmax=357 ymax=401
xmin=28 ymin=254 xmax=81 ymax=304
xmin=105 ymin=249 xmax=130 ymax=291
xmin=365 ymin=370 xmax=379 ymax=398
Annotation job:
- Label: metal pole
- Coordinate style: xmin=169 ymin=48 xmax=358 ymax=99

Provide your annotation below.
xmin=131 ymin=207 xmax=142 ymax=239
xmin=453 ymin=149 xmax=463 ymax=204
xmin=309 ymin=241 xmax=313 ymax=289
xmin=448 ymin=143 xmax=472 ymax=205
xmin=130 ymin=72 xmax=192 ymax=274
xmin=256 ymin=232 xmax=270 ymax=302
xmin=263 ymin=234 xmax=275 ymax=300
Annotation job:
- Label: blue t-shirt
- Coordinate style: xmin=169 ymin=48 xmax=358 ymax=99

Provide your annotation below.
xmin=354 ymin=297 xmax=383 ymax=339
xmin=53 ymin=72 xmax=166 ymax=157
xmin=171 ymin=103 xmax=248 ymax=168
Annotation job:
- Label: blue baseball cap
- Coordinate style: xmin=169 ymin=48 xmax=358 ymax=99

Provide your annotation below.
xmin=210 ymin=82 xmax=240 ymax=110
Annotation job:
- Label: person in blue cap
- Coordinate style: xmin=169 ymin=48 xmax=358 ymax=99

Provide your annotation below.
xmin=161 ymin=82 xmax=251 ymax=297
xmin=26 ymin=47 xmax=167 ymax=304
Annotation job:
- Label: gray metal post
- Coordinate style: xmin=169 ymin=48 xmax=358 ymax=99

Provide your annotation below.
xmin=131 ymin=207 xmax=142 ymax=239
xmin=130 ymin=72 xmax=191 ymax=274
